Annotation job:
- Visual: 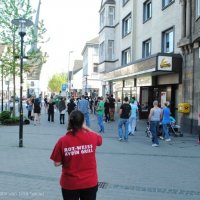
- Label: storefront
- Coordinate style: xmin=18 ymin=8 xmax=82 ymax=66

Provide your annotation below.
xmin=103 ymin=53 xmax=182 ymax=119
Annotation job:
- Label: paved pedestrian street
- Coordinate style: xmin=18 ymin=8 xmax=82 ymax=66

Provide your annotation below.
xmin=0 ymin=111 xmax=200 ymax=200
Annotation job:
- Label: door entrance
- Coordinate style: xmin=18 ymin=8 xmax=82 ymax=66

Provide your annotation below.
xmin=139 ymin=85 xmax=176 ymax=119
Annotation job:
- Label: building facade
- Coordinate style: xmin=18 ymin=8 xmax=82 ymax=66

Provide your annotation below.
xmin=71 ymin=59 xmax=83 ymax=97
xmin=178 ymin=0 xmax=200 ymax=133
xmin=82 ymin=37 xmax=103 ymax=96
xmin=99 ymin=0 xmax=183 ymax=119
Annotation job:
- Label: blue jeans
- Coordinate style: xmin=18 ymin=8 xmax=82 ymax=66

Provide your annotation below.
xmin=150 ymin=121 xmax=160 ymax=145
xmin=118 ymin=118 xmax=129 ymax=140
xmin=84 ymin=113 xmax=90 ymax=127
xmin=162 ymin=123 xmax=170 ymax=139
xmin=97 ymin=114 xmax=104 ymax=133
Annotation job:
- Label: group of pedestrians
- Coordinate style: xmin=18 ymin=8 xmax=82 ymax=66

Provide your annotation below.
xmin=118 ymin=96 xmax=139 ymax=142
xmin=26 ymin=93 xmax=175 ymax=148
xmin=26 ymin=96 xmax=42 ymax=126
xmin=148 ymin=100 xmax=171 ymax=147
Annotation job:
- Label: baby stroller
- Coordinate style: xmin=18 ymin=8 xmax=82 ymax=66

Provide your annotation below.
xmin=145 ymin=121 xmax=162 ymax=138
xmin=145 ymin=121 xmax=152 ymax=138
xmin=168 ymin=116 xmax=183 ymax=137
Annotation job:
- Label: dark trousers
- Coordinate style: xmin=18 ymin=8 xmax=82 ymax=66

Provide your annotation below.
xmin=48 ymin=111 xmax=54 ymax=122
xmin=61 ymin=185 xmax=98 ymax=200
xmin=60 ymin=114 xmax=65 ymax=124
xmin=104 ymin=111 xmax=110 ymax=122
xmin=28 ymin=110 xmax=31 ymax=119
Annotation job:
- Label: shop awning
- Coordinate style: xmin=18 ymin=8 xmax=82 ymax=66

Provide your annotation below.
xmin=102 ymin=53 xmax=182 ymax=81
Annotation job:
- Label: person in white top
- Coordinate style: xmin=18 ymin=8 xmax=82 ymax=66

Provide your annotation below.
xmin=128 ymin=99 xmax=138 ymax=136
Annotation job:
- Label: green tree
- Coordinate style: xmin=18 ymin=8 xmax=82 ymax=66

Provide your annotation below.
xmin=0 ymin=0 xmax=48 ymax=116
xmin=48 ymin=73 xmax=67 ymax=93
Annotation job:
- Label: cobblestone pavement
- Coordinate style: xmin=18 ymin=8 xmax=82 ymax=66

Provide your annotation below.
xmin=0 ymin=109 xmax=200 ymax=200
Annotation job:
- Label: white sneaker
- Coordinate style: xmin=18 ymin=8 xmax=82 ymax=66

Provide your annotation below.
xmin=165 ymin=138 xmax=171 ymax=142
xmin=159 ymin=136 xmax=164 ymax=140
xmin=118 ymin=138 xmax=123 ymax=141
xmin=152 ymin=144 xmax=159 ymax=147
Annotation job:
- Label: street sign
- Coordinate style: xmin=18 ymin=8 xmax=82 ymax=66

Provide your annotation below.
xmin=61 ymin=84 xmax=67 ymax=91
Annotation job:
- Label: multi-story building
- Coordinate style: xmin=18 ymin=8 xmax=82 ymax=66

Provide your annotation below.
xmin=71 ymin=59 xmax=83 ymax=97
xmin=178 ymin=0 xmax=200 ymax=133
xmin=99 ymin=0 xmax=183 ymax=120
xmin=82 ymin=37 xmax=103 ymax=96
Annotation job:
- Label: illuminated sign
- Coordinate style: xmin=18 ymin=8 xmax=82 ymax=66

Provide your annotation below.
xmin=158 ymin=56 xmax=172 ymax=71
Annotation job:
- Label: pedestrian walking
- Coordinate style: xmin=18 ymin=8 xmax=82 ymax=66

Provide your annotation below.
xmin=26 ymin=99 xmax=33 ymax=120
xmin=94 ymin=98 xmax=98 ymax=115
xmin=104 ymin=98 xmax=110 ymax=122
xmin=161 ymin=102 xmax=171 ymax=141
xmin=148 ymin=100 xmax=162 ymax=147
xmin=33 ymin=97 xmax=41 ymax=125
xmin=47 ymin=98 xmax=55 ymax=122
xmin=198 ymin=132 xmax=200 ymax=144
xmin=197 ymin=113 xmax=200 ymax=144
xmin=8 ymin=98 xmax=14 ymax=114
xmin=118 ymin=96 xmax=131 ymax=142
xmin=67 ymin=98 xmax=76 ymax=116
xmin=96 ymin=97 xmax=105 ymax=133
xmin=128 ymin=98 xmax=138 ymax=136
xmin=77 ymin=95 xmax=90 ymax=127
xmin=58 ymin=97 xmax=66 ymax=124
xmin=89 ymin=97 xmax=94 ymax=114
xmin=50 ymin=110 xmax=102 ymax=200
xmin=109 ymin=94 xmax=116 ymax=121
xmin=44 ymin=95 xmax=48 ymax=113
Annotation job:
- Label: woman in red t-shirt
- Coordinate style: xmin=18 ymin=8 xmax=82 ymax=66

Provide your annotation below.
xmin=50 ymin=110 xmax=102 ymax=200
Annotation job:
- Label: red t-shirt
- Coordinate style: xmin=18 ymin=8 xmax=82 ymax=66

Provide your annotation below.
xmin=50 ymin=129 xmax=102 ymax=190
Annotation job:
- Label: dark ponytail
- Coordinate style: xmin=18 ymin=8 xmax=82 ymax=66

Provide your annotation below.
xmin=67 ymin=110 xmax=84 ymax=135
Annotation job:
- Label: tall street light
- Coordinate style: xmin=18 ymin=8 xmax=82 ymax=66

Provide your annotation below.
xmin=12 ymin=18 xmax=33 ymax=147
xmin=0 ymin=61 xmax=3 ymax=112
xmin=67 ymin=50 xmax=73 ymax=98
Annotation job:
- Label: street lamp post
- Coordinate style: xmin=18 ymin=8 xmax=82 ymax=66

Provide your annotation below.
xmin=83 ymin=74 xmax=89 ymax=94
xmin=67 ymin=51 xmax=73 ymax=98
xmin=0 ymin=62 xmax=3 ymax=112
xmin=12 ymin=18 xmax=33 ymax=147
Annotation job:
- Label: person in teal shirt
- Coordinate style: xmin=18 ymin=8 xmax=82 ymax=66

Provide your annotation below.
xmin=97 ymin=97 xmax=105 ymax=133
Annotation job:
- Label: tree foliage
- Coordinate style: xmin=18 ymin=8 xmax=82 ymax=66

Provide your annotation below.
xmin=0 ymin=0 xmax=48 ymax=76
xmin=48 ymin=73 xmax=67 ymax=93
xmin=0 ymin=0 xmax=48 ymax=116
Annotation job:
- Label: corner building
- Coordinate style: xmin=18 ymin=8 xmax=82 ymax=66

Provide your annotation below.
xmin=178 ymin=0 xmax=200 ymax=133
xmin=98 ymin=1 xmax=183 ymax=122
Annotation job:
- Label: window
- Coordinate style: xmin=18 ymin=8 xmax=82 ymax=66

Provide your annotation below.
xmin=31 ymin=81 xmax=34 ymax=87
xmin=143 ymin=39 xmax=151 ymax=58
xmin=108 ymin=40 xmax=114 ymax=60
xmin=108 ymin=6 xmax=115 ymax=26
xmin=123 ymin=0 xmax=129 ymax=6
xmin=122 ymin=48 xmax=131 ymax=65
xmin=99 ymin=41 xmax=105 ymax=62
xmin=162 ymin=0 xmax=174 ymax=8
xmin=122 ymin=14 xmax=131 ymax=37
xmin=93 ymin=64 xmax=98 ymax=73
xmin=162 ymin=28 xmax=174 ymax=53
xmin=93 ymin=47 xmax=98 ymax=56
xmin=100 ymin=8 xmax=105 ymax=29
xmin=143 ymin=0 xmax=152 ymax=22
xmin=197 ymin=0 xmax=200 ymax=17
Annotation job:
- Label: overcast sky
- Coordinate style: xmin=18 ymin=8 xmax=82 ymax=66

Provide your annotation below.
xmin=31 ymin=0 xmax=100 ymax=90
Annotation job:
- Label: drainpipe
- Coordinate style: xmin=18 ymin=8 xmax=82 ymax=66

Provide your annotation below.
xmin=186 ymin=0 xmax=191 ymax=38
xmin=180 ymin=0 xmax=186 ymax=38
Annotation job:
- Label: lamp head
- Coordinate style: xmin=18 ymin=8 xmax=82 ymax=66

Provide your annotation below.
xmin=12 ymin=18 xmax=33 ymax=35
